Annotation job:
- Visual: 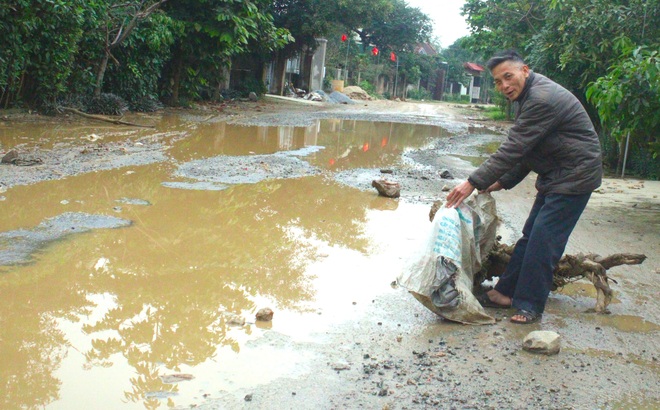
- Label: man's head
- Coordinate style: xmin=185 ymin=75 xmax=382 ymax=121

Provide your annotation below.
xmin=487 ymin=50 xmax=530 ymax=101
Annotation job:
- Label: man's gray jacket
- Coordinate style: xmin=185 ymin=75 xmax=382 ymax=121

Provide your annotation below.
xmin=468 ymin=72 xmax=602 ymax=195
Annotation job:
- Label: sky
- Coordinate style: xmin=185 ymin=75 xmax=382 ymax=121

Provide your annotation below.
xmin=405 ymin=0 xmax=470 ymax=48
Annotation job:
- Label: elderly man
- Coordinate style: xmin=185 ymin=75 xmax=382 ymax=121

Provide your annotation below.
xmin=446 ymin=50 xmax=602 ymax=324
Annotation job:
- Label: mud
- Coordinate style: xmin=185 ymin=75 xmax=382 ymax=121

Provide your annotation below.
xmin=0 ymin=98 xmax=658 ymax=409
xmin=0 ymin=212 xmax=131 ymax=266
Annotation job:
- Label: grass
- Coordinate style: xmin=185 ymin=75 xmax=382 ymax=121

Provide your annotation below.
xmin=481 ymin=105 xmax=508 ymax=121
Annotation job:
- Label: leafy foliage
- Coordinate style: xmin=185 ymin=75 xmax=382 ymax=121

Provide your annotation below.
xmin=587 ymin=41 xmax=659 ymax=159
xmin=0 ymin=0 xmax=86 ymax=107
xmin=461 ymin=0 xmax=660 ymax=176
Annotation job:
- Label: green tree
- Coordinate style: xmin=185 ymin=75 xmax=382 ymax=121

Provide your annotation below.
xmin=161 ymin=0 xmax=291 ymax=104
xmin=0 ymin=0 xmax=86 ymax=107
xmin=352 ymin=0 xmax=432 ymax=52
xmin=92 ymin=0 xmax=167 ymax=97
xmin=587 ymin=40 xmax=660 ymax=174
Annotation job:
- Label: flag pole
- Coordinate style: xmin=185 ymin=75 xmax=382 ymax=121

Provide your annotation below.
xmin=394 ymin=56 xmax=399 ymax=98
xmin=344 ymin=39 xmax=350 ymax=82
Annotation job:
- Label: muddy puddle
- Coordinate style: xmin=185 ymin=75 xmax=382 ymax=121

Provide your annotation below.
xmin=0 ymin=116 xmax=450 ymax=409
xmin=2 ymin=111 xmax=658 ymax=409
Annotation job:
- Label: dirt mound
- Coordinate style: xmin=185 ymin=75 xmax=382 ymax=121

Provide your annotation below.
xmin=342 ymin=86 xmax=372 ymax=100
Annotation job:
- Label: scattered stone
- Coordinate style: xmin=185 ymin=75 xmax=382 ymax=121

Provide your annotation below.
xmin=380 ymin=169 xmax=394 ymax=174
xmin=372 ymin=179 xmax=400 ymax=198
xmin=440 ymin=170 xmax=453 ymax=179
xmin=244 ymin=394 xmax=253 ymax=402
xmin=441 ymin=185 xmax=450 ymax=192
xmin=523 ymin=330 xmax=561 ymax=355
xmin=256 ymin=307 xmax=274 ymax=322
xmin=249 ymin=92 xmax=258 ymax=102
xmin=331 ymin=361 xmax=351 ymax=371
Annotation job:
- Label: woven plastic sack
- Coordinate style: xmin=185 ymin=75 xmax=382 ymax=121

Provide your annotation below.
xmin=398 ymin=193 xmax=498 ymax=325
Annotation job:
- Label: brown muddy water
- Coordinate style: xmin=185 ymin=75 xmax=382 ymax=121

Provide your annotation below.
xmin=2 ymin=110 xmax=659 ymax=409
xmin=0 ymin=115 xmax=448 ymax=409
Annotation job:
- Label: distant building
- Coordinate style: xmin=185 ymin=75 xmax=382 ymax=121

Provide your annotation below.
xmin=463 ymin=62 xmax=485 ymax=103
xmin=414 ymin=43 xmax=438 ymax=56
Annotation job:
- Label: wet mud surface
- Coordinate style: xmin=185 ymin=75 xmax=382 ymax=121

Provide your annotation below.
xmin=0 ymin=99 xmax=658 ymax=409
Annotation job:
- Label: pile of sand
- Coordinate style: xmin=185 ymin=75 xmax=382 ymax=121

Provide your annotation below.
xmin=342 ymin=86 xmax=372 ymax=100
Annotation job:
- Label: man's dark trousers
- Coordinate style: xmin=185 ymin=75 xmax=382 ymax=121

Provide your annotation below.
xmin=494 ymin=192 xmax=592 ymax=314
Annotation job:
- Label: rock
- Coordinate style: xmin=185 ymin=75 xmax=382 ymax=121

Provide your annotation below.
xmin=523 ymin=330 xmax=561 ymax=355
xmin=372 ymin=179 xmax=400 ymax=198
xmin=248 ymin=92 xmax=258 ymax=102
xmin=331 ymin=361 xmax=351 ymax=371
xmin=256 ymin=307 xmax=274 ymax=321
xmin=440 ymin=170 xmax=453 ymax=179
xmin=441 ymin=185 xmax=450 ymax=192
xmin=1 ymin=149 xmax=18 ymax=164
xmin=226 ymin=313 xmax=245 ymax=326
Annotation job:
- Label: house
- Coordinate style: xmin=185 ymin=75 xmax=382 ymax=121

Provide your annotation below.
xmin=463 ymin=62 xmax=485 ymax=103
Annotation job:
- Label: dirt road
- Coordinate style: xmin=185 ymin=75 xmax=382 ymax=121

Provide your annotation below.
xmin=1 ymin=98 xmax=658 ymax=409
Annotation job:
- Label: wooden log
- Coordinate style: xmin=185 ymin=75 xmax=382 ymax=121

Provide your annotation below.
xmin=59 ymin=107 xmax=155 ymax=128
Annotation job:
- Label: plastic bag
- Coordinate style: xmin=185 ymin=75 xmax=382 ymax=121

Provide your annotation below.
xmin=398 ymin=193 xmax=499 ymax=325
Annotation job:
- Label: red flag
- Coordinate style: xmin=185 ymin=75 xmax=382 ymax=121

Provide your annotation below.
xmin=390 ymin=52 xmax=396 ymax=62
xmin=371 ymin=47 xmax=379 ymax=56
xmin=341 ymin=34 xmax=347 ymax=42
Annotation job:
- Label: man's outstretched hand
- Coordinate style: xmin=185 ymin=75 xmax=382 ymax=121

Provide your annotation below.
xmin=445 ymin=180 xmax=475 ymax=208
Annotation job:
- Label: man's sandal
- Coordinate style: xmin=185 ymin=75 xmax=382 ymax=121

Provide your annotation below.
xmin=476 ymin=293 xmax=512 ymax=309
xmin=510 ymin=309 xmax=542 ymax=324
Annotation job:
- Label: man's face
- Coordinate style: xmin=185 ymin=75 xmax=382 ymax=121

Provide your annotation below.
xmin=491 ymin=61 xmax=530 ymax=101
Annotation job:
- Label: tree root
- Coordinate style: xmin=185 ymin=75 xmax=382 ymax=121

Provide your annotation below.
xmin=478 ymin=239 xmax=647 ymax=313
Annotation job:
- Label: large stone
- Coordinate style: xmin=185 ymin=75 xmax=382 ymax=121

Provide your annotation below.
xmin=372 ymin=179 xmax=400 ymax=198
xmin=1 ymin=149 xmax=18 ymax=164
xmin=523 ymin=330 xmax=561 ymax=355
xmin=256 ymin=307 xmax=274 ymax=321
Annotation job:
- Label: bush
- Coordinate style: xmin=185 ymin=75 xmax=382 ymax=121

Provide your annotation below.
xmin=445 ymin=94 xmax=470 ymax=103
xmin=358 ymin=80 xmax=375 ymax=95
xmin=235 ymin=77 xmax=267 ymax=97
xmin=86 ymin=93 xmax=129 ymax=115
xmin=129 ymin=95 xmax=163 ymax=112
xmin=406 ymin=88 xmax=432 ymax=101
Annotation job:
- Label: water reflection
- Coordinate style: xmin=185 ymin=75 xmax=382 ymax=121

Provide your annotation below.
xmin=167 ymin=119 xmax=445 ymax=171
xmin=0 ymin=117 xmax=441 ymax=409
xmin=0 ymin=175 xmax=377 ymax=408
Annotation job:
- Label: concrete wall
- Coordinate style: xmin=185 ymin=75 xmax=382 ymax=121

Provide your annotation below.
xmin=309 ymin=38 xmax=327 ymax=91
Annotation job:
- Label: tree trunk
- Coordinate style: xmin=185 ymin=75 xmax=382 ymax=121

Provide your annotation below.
xmin=169 ymin=54 xmax=183 ymax=106
xmin=94 ymin=52 xmax=110 ymax=98
xmin=616 ymin=137 xmax=626 ymax=176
